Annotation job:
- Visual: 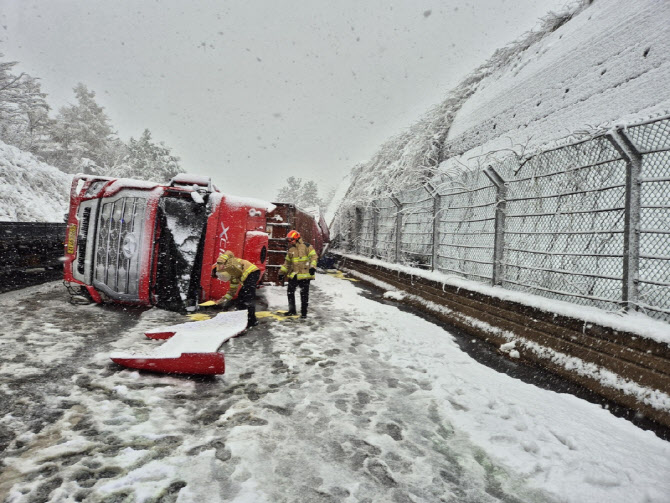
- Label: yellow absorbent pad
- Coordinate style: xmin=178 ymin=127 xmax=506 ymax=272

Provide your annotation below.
xmin=326 ymin=270 xmax=359 ymax=282
xmin=256 ymin=311 xmax=300 ymax=321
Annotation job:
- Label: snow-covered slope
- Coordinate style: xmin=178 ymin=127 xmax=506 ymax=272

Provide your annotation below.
xmin=0 ymin=141 xmax=72 ymax=222
xmin=446 ymin=0 xmax=670 ymax=163
xmin=324 ymin=169 xmax=352 ymax=227
xmin=339 ymin=0 xmax=670 ymax=205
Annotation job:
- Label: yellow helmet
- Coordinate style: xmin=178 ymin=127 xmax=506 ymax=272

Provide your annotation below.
xmin=218 ymin=250 xmax=234 ymax=263
xmin=213 ymin=250 xmax=234 ymax=269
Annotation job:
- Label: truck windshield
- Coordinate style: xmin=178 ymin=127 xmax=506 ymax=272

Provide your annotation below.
xmin=154 ymin=195 xmax=208 ymax=312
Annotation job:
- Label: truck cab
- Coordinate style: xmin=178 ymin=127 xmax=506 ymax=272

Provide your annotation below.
xmin=63 ymin=173 xmax=270 ymax=312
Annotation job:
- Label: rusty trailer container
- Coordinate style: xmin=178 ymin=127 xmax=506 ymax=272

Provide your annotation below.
xmin=264 ymin=203 xmax=329 ymax=284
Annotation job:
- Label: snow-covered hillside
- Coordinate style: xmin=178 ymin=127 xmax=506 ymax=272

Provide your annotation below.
xmin=445 ymin=0 xmax=670 ymax=164
xmin=0 ymin=141 xmax=72 ymax=222
xmin=338 ymin=0 xmax=670 ymax=206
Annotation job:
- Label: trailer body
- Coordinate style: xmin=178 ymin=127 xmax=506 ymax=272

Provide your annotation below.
xmin=264 ymin=203 xmax=330 ymax=283
xmin=63 ymin=174 xmax=269 ymax=311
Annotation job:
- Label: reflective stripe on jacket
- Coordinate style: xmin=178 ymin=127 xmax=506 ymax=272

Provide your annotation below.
xmin=279 ymin=238 xmax=318 ymax=280
xmin=219 ymin=256 xmax=259 ymax=300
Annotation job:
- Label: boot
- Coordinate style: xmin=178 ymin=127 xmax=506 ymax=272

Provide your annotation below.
xmin=247 ymin=306 xmax=258 ymax=328
xmin=284 ymin=296 xmax=297 ymax=316
xmin=299 ymin=283 xmax=309 ymax=319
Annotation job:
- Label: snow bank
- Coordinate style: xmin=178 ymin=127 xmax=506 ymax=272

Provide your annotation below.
xmin=331 ymin=1 xmax=670 ymax=339
xmin=0 ymin=141 xmax=72 ymax=222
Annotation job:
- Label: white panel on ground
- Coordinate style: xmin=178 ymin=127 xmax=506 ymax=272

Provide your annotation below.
xmin=110 ymin=310 xmax=248 ymax=359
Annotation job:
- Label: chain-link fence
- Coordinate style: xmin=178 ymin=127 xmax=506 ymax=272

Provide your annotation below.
xmin=357 ymin=206 xmax=376 ymax=257
xmin=437 ymin=169 xmax=499 ymax=283
xmin=503 ymin=136 xmax=627 ymax=313
xmin=375 ymin=197 xmax=399 ymax=261
xmin=341 ymin=115 xmax=670 ymax=323
xmin=398 ymin=186 xmax=434 ymax=267
xmin=627 ymin=118 xmax=670 ymax=321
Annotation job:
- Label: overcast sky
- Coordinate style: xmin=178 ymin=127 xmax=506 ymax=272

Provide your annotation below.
xmin=0 ymin=0 xmax=568 ymax=202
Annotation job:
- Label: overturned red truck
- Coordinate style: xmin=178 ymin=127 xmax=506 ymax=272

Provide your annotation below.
xmin=63 ymin=173 xmax=271 ymax=312
xmin=64 ymin=174 xmax=330 ymax=315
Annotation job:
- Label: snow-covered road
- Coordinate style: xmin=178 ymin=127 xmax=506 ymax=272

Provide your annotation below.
xmin=0 ymin=274 xmax=669 ymax=503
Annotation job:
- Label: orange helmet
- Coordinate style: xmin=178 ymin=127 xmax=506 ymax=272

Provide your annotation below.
xmin=286 ymin=230 xmax=300 ymax=242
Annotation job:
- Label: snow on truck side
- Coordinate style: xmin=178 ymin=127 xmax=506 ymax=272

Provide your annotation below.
xmin=63 ymin=173 xmax=270 ymax=312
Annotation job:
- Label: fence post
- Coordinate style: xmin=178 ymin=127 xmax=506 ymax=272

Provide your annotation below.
xmin=390 ymin=196 xmax=402 ymax=263
xmin=354 ymin=207 xmax=363 ymax=255
xmin=609 ymin=129 xmax=642 ymax=311
xmin=483 ymin=166 xmax=507 ymax=286
xmin=371 ymin=201 xmax=379 ymax=258
xmin=344 ymin=208 xmax=353 ymax=252
xmin=424 ymin=182 xmax=441 ymax=271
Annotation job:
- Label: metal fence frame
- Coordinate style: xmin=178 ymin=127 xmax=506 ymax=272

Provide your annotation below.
xmin=343 ymin=115 xmax=670 ymax=323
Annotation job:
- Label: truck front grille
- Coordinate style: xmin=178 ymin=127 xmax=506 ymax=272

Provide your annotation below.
xmin=94 ymin=197 xmax=147 ymax=298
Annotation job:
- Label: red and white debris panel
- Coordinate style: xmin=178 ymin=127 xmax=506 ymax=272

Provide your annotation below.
xmin=110 ymin=311 xmax=248 ymax=375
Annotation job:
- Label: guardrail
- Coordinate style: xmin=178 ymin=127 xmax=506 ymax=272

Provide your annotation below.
xmin=0 ymin=222 xmax=66 ymax=293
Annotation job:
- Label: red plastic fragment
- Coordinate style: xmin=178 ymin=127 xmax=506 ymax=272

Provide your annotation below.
xmin=145 ymin=331 xmax=176 ymax=340
xmin=111 ymin=352 xmax=225 ymax=375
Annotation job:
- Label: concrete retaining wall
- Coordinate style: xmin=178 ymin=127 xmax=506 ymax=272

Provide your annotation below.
xmin=0 ymin=222 xmax=66 ymax=293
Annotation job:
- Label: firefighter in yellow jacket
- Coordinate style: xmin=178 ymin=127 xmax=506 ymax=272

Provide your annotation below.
xmin=212 ymin=250 xmax=260 ymax=328
xmin=278 ymin=230 xmax=318 ymax=318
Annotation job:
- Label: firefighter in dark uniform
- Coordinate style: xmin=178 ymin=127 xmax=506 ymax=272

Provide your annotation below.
xmin=212 ymin=250 xmax=260 ymax=328
xmin=278 ymin=230 xmax=318 ymax=318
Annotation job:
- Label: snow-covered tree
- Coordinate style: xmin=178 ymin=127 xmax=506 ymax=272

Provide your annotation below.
xmin=276 ymin=176 xmax=326 ymax=210
xmin=49 ymin=83 xmax=116 ymax=173
xmin=0 ymin=56 xmax=51 ymax=154
xmin=15 ymin=78 xmax=52 ymax=154
xmin=0 ymin=56 xmax=184 ymax=181
xmin=276 ymin=176 xmax=304 ymax=204
xmin=301 ymin=180 xmax=321 ymax=208
xmin=110 ymin=129 xmax=181 ymax=182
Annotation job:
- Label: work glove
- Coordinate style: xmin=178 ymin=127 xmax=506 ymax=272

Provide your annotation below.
xmin=217 ymin=298 xmax=232 ymax=309
xmin=278 ymin=273 xmax=285 ymax=286
xmin=309 ymin=268 xmax=316 ymax=276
